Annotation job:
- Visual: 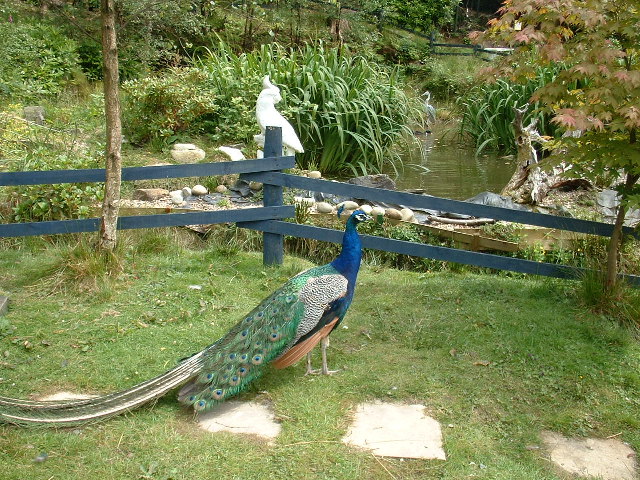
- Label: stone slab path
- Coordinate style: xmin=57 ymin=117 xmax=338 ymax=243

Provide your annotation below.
xmin=541 ymin=430 xmax=638 ymax=480
xmin=196 ymin=401 xmax=281 ymax=443
xmin=342 ymin=401 xmax=446 ymax=460
xmin=38 ymin=392 xmax=639 ymax=478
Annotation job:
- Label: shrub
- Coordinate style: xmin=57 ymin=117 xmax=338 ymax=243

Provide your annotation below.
xmin=7 ymin=152 xmax=104 ymax=223
xmin=122 ymin=68 xmax=219 ymax=146
xmin=0 ymin=21 xmax=80 ymax=99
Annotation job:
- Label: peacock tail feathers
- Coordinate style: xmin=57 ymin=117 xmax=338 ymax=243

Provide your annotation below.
xmin=177 ymin=263 xmax=347 ymax=411
xmin=0 ymin=210 xmax=370 ymax=427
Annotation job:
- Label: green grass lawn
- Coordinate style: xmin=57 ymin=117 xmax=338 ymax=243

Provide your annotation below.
xmin=0 ymin=235 xmax=638 ymax=479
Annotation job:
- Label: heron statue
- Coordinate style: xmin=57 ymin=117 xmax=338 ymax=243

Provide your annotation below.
xmin=423 ymin=90 xmax=437 ymax=126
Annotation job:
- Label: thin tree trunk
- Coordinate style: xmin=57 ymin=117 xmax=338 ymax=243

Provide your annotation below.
xmin=605 ymin=171 xmax=639 ymax=291
xmin=99 ymin=0 xmax=122 ymax=251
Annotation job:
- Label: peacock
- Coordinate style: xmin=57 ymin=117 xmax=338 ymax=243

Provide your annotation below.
xmin=0 ymin=209 xmax=370 ymax=426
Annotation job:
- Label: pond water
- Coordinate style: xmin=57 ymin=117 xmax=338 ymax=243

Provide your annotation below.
xmin=390 ymin=127 xmax=515 ymax=201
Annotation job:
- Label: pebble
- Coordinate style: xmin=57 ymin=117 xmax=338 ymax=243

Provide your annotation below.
xmin=214 ymin=185 xmax=227 ymax=193
xmin=169 ymin=190 xmax=184 ymax=205
xmin=400 ymin=207 xmax=415 ymax=222
xmin=316 ymin=202 xmax=334 ymax=214
xmin=308 ymin=170 xmax=322 ymax=179
xmin=359 ymin=204 xmax=373 ymax=214
xmin=192 ymin=184 xmax=208 ymax=196
xmin=182 ymin=186 xmax=192 ymax=197
xmin=371 ymin=206 xmax=386 ymax=217
xmin=249 ymin=182 xmax=263 ymax=191
xmin=338 ymin=200 xmax=359 ymax=210
xmin=385 ymin=208 xmax=403 ymax=220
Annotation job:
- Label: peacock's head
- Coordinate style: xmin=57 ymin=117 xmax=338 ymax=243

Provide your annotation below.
xmin=337 ymin=206 xmax=371 ymax=225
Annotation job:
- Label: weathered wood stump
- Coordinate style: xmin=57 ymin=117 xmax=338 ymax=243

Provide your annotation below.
xmin=501 ymin=106 xmax=569 ymax=205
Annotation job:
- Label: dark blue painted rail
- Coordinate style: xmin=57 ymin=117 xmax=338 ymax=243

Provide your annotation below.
xmin=1 ymin=127 xmax=638 ymax=286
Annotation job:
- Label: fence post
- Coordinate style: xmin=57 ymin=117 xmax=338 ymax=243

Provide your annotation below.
xmin=262 ymin=126 xmax=285 ymax=265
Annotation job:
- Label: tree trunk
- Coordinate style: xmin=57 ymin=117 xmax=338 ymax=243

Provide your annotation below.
xmin=98 ymin=0 xmax=122 ymax=251
xmin=605 ymin=172 xmax=640 ymax=291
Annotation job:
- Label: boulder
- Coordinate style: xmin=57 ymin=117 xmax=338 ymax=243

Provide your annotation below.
xmin=132 ymin=188 xmax=169 ymax=201
xmin=348 ymin=174 xmax=396 ymax=191
xmin=192 ymin=184 xmax=208 ymax=196
xmin=170 ymin=144 xmax=206 ymax=164
xmin=23 ymin=106 xmax=45 ymax=125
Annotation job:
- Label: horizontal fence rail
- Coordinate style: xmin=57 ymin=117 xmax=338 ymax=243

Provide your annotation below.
xmin=238 ymin=220 xmax=640 ymax=287
xmin=0 ymin=206 xmax=294 ymax=237
xmin=0 ymin=157 xmax=295 ymax=186
xmin=1 ymin=125 xmax=637 ymax=286
xmin=243 ymin=172 xmax=638 ymax=239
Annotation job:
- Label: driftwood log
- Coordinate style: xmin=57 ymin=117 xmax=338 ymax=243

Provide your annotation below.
xmin=501 ymin=106 xmax=569 ymax=205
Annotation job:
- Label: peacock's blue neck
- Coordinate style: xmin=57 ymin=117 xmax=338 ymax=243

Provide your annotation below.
xmin=330 ymin=218 xmax=362 ymax=287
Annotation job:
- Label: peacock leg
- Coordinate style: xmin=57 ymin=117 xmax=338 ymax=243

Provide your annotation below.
xmin=320 ymin=336 xmax=338 ymax=375
xmin=304 ymin=337 xmax=338 ymax=375
xmin=305 ymin=352 xmax=316 ymax=375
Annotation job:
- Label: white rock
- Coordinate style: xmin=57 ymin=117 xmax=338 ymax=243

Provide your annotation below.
xmin=170 ymin=190 xmax=184 ymax=204
xmin=182 ymin=186 xmax=192 ymax=198
xmin=170 ymin=144 xmax=206 ymax=163
xmin=338 ymin=200 xmax=360 ymax=210
xmin=316 ymin=202 xmax=334 ymax=214
xmin=215 ymin=185 xmax=227 ymax=193
xmin=400 ymin=207 xmax=415 ymax=222
xmin=359 ymin=204 xmax=373 ymax=215
xmin=217 ymin=146 xmax=245 ymax=161
xmin=249 ymin=181 xmax=263 ymax=191
xmin=371 ymin=206 xmax=386 ymax=217
xmin=385 ymin=208 xmax=403 ymax=220
xmin=308 ymin=170 xmax=322 ymax=179
xmin=256 ymin=150 xmax=264 ymax=159
xmin=192 ymin=184 xmax=208 ymax=196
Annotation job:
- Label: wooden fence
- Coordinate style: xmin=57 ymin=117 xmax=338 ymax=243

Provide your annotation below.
xmin=1 ymin=126 xmax=638 ymax=287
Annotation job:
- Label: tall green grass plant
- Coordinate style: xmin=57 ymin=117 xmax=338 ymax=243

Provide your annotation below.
xmin=197 ymin=42 xmax=424 ymax=175
xmin=124 ymin=42 xmax=422 ymax=175
xmin=459 ymin=66 xmax=561 ymax=155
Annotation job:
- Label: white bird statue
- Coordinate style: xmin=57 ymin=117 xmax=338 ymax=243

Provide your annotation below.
xmin=423 ymin=90 xmax=437 ymax=125
xmin=217 ymin=146 xmax=246 ymax=161
xmin=255 ymin=75 xmax=304 ymax=156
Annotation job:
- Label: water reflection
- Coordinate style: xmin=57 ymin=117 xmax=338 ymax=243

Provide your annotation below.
xmin=392 ymin=128 xmax=515 ymax=200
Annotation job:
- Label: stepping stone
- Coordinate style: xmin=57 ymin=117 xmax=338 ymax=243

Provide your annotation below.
xmin=342 ymin=401 xmax=446 ymax=460
xmin=541 ymin=430 xmax=638 ymax=480
xmin=196 ymin=401 xmax=281 ymax=442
